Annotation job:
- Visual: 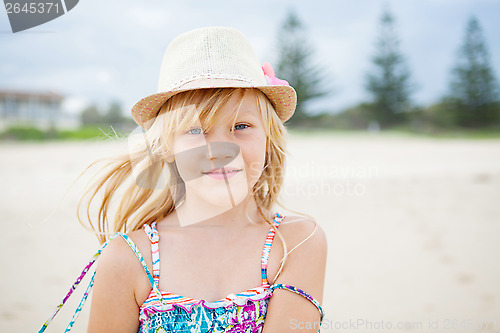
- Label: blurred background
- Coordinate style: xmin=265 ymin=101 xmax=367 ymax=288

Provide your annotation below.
xmin=1 ymin=0 xmax=499 ymax=332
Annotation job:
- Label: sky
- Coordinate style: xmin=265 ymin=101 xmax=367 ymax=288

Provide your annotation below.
xmin=1 ymin=0 xmax=499 ymax=116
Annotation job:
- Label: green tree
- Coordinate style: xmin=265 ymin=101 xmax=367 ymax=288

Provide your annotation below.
xmin=80 ymin=105 xmax=103 ymax=126
xmin=104 ymin=101 xmax=125 ymax=127
xmin=365 ymin=8 xmax=413 ymax=128
xmin=275 ymin=9 xmax=330 ymax=126
xmin=446 ymin=16 xmax=500 ymax=127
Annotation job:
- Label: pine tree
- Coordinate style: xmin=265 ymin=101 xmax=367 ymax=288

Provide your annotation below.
xmin=80 ymin=105 xmax=103 ymax=126
xmin=365 ymin=9 xmax=413 ymax=128
xmin=275 ymin=9 xmax=329 ymax=126
xmin=447 ymin=16 xmax=500 ymax=127
xmin=104 ymin=101 xmax=124 ymax=126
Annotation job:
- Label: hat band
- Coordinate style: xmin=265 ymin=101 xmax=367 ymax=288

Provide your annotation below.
xmin=161 ymin=73 xmax=262 ymax=92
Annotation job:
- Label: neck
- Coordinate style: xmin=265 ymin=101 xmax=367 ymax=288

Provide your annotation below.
xmin=173 ymin=195 xmax=269 ymax=228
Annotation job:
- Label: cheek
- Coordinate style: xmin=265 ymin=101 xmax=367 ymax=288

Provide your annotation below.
xmin=243 ymin=139 xmax=267 ymax=179
xmin=171 ymin=139 xmax=207 ymax=180
xmin=173 ymin=137 xmax=206 ymax=153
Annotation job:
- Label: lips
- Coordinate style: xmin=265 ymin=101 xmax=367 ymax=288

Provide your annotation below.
xmin=202 ymin=167 xmax=242 ymax=180
xmin=202 ymin=167 xmax=242 ymax=174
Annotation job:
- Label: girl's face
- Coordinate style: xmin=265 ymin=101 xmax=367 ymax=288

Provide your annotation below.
xmin=171 ymin=90 xmax=267 ymax=212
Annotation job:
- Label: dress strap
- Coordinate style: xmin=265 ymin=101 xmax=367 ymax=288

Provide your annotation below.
xmin=270 ymin=283 xmax=325 ymax=323
xmin=261 ymin=212 xmax=284 ymax=286
xmin=38 ymin=234 xmax=115 ymax=333
xmin=37 ymin=232 xmax=167 ymax=333
xmin=143 ymin=222 xmax=160 ymax=284
xmin=118 ymin=233 xmax=162 ymax=297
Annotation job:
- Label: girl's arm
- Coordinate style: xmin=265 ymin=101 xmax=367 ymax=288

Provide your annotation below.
xmin=262 ymin=218 xmax=328 ymax=332
xmin=87 ymin=236 xmax=143 ymax=333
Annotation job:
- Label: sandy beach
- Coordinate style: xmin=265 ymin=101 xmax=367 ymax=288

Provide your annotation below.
xmin=1 ymin=132 xmax=499 ymax=332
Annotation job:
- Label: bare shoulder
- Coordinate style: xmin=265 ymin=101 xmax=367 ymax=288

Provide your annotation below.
xmin=126 ymin=228 xmax=154 ymax=265
xmin=271 ymin=214 xmax=328 ymax=300
xmin=99 ymin=230 xmax=149 ymax=263
xmin=92 ymin=228 xmax=153 ymax=304
xmin=278 ymin=214 xmax=328 ymax=256
xmin=262 ymin=215 xmax=327 ymax=331
xmin=88 ymin=228 xmax=152 ymax=331
xmin=94 ymin=230 xmax=148 ymax=289
xmin=98 ymin=229 xmax=151 ymax=271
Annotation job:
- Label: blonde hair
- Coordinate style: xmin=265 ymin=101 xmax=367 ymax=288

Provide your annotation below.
xmin=76 ymin=88 xmax=313 ymax=281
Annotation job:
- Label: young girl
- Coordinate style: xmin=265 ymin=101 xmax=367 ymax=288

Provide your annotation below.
xmin=39 ymin=26 xmax=327 ymax=333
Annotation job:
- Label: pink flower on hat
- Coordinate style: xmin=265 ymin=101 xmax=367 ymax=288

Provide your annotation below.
xmin=262 ymin=62 xmax=290 ymax=86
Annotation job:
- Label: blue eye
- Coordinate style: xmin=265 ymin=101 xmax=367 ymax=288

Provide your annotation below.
xmin=234 ymin=123 xmax=249 ymax=131
xmin=188 ymin=128 xmax=204 ymax=135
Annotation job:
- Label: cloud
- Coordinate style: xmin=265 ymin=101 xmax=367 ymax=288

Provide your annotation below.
xmin=1 ymin=0 xmax=499 ymax=114
xmin=61 ymin=95 xmax=89 ymax=114
xmin=127 ymin=8 xmax=171 ymax=30
xmin=96 ymin=70 xmax=111 ymax=84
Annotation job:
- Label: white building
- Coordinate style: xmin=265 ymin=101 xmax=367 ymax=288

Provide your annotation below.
xmin=0 ymin=90 xmax=80 ymax=131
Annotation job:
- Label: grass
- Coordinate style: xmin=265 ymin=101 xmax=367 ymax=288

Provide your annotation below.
xmin=0 ymin=126 xmax=48 ymax=141
xmin=1 ymin=124 xmax=499 ymax=142
xmin=0 ymin=125 xmax=128 ymax=142
xmin=288 ymin=125 xmax=500 ymax=140
xmin=384 ymin=125 xmax=500 ymax=139
xmin=57 ymin=126 xmax=124 ymax=141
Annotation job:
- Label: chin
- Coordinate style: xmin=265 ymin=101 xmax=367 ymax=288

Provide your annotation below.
xmin=207 ymin=187 xmax=249 ymax=208
xmin=186 ymin=180 xmax=249 ymax=205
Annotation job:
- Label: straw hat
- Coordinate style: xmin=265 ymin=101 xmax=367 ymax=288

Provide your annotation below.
xmin=131 ymin=27 xmax=297 ymax=130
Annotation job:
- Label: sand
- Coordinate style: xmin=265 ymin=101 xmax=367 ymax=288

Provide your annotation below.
xmin=1 ymin=133 xmax=499 ymax=332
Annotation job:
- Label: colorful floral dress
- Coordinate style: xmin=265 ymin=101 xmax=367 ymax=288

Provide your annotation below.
xmin=38 ymin=213 xmax=324 ymax=333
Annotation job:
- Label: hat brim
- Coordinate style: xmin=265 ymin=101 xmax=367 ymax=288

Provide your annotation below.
xmin=131 ymin=79 xmax=296 ymax=130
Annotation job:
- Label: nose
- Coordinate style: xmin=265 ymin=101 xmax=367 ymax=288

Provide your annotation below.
xmin=205 ymin=141 xmax=240 ymax=163
xmin=204 ymin=129 xmax=239 ymax=160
